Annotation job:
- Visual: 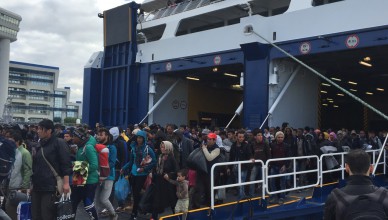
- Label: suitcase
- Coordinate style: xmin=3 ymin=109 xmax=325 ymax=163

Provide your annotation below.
xmin=17 ymin=201 xmax=31 ymax=220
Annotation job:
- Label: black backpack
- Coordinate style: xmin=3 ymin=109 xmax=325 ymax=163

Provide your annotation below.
xmin=0 ymin=136 xmax=16 ymax=183
xmin=332 ymin=187 xmax=388 ymax=220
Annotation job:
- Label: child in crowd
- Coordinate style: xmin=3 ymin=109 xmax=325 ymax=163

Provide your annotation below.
xmin=164 ymin=169 xmax=189 ymax=220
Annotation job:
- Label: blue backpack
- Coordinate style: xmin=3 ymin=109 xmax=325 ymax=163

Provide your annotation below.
xmin=0 ymin=136 xmax=16 ymax=183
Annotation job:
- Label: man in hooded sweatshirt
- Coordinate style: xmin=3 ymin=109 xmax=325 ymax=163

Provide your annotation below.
xmin=72 ymin=127 xmax=99 ymax=219
xmin=121 ymin=130 xmax=156 ymax=220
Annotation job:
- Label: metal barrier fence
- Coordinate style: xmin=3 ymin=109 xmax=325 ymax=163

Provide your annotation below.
xmin=210 ymin=160 xmax=265 ymax=210
xmin=210 ymin=149 xmax=387 ymax=210
xmin=319 ymin=149 xmax=386 ymax=187
xmin=265 ymin=155 xmax=320 ymax=195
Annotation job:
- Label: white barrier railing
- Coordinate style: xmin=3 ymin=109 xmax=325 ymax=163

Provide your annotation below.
xmin=265 ymin=155 xmax=320 ymax=195
xmin=319 ymin=149 xmax=386 ymax=187
xmin=210 ymin=160 xmax=265 ymax=210
xmin=209 ymin=149 xmax=386 ymax=210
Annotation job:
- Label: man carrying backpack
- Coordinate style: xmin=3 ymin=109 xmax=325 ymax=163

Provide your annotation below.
xmin=324 ymin=149 xmax=388 ymax=220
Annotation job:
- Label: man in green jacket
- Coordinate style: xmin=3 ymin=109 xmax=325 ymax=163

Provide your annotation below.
xmin=4 ymin=129 xmax=32 ymax=220
xmin=71 ymin=127 xmax=99 ymax=219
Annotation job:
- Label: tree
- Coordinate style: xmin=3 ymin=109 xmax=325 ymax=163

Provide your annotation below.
xmin=53 ymin=117 xmax=62 ymax=123
xmin=64 ymin=117 xmax=77 ymax=124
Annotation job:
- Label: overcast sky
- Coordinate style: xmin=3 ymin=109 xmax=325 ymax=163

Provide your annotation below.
xmin=3 ymin=0 xmax=143 ymax=102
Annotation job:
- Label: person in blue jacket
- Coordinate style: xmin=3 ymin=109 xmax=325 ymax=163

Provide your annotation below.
xmin=121 ymin=130 xmax=156 ymax=220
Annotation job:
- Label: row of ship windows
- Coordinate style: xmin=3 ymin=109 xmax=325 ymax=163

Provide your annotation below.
xmin=9 ymin=80 xmax=50 ymax=86
xmin=0 ymin=13 xmax=20 ymax=26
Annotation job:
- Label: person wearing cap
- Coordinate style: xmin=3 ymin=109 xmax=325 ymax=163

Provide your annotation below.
xmin=121 ymin=130 xmax=156 ymax=220
xmin=192 ymin=132 xmax=221 ymax=209
xmin=31 ymin=119 xmax=71 ymax=220
xmin=173 ymin=129 xmax=193 ymax=169
xmin=110 ymin=127 xmax=131 ymax=213
xmin=71 ymin=126 xmax=99 ymax=219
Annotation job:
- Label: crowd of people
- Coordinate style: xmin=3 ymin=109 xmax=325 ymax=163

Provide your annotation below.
xmin=0 ymin=119 xmax=387 ymax=220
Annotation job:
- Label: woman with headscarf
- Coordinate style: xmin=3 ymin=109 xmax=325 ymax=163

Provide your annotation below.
xmin=151 ymin=141 xmax=178 ymax=220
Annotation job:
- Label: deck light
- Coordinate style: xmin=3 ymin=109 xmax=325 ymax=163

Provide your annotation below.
xmin=224 ymin=73 xmax=238 ymax=77
xmin=321 ymin=83 xmax=331 ymax=87
xmin=186 ymin=77 xmax=199 ymax=81
xmin=320 ymin=90 xmax=327 ymax=93
xmin=337 ymin=93 xmax=344 ymax=96
xmin=359 ymin=61 xmax=372 ymax=67
xmin=331 ymin=77 xmax=341 ymax=81
xmin=377 ymin=88 xmax=384 ymax=92
xmin=366 ymin=92 xmax=373 ymax=95
xmin=350 ymin=89 xmax=357 ymax=92
xmin=333 ymin=105 xmax=339 ymax=108
xmin=348 ymin=81 xmax=357 ymax=85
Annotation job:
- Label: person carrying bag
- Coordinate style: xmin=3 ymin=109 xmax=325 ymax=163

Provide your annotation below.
xmin=31 ymin=119 xmax=71 ymax=220
xmin=56 ymin=193 xmax=75 ymax=220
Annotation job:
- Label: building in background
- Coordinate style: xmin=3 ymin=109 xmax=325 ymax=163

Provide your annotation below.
xmin=0 ymin=7 xmax=22 ymax=121
xmin=7 ymin=61 xmax=82 ymax=123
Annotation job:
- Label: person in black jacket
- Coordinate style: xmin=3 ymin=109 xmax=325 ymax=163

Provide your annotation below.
xmin=31 ymin=119 xmax=71 ymax=220
xmin=227 ymin=130 xmax=253 ymax=199
xmin=172 ymin=129 xmax=193 ymax=169
xmin=324 ymin=149 xmax=388 ymax=220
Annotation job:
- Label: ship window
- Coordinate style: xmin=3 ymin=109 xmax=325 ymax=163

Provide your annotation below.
xmin=176 ymin=6 xmax=246 ymax=36
xmin=176 ymin=1 xmax=291 ymax=36
xmin=137 ymin=24 xmax=166 ymax=43
xmin=312 ymin=0 xmax=344 ymax=7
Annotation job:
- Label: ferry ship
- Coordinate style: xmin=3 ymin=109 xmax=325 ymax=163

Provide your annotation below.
xmin=82 ymin=0 xmax=388 ymax=218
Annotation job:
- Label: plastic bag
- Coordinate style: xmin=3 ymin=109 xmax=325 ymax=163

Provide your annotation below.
xmin=114 ymin=175 xmax=130 ymax=203
xmin=56 ymin=194 xmax=75 ymax=220
xmin=187 ymin=148 xmax=208 ymax=173
xmin=17 ymin=201 xmax=31 ymax=220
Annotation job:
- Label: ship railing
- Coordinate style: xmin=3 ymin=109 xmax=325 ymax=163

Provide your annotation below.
xmin=210 ymin=150 xmax=386 ymax=210
xmin=139 ymin=0 xmax=226 ymax=23
xmin=210 ymin=160 xmax=266 ymax=210
xmin=319 ymin=149 xmax=385 ymax=187
xmin=265 ymin=155 xmax=320 ymax=195
xmin=210 ymin=155 xmax=320 ymax=210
